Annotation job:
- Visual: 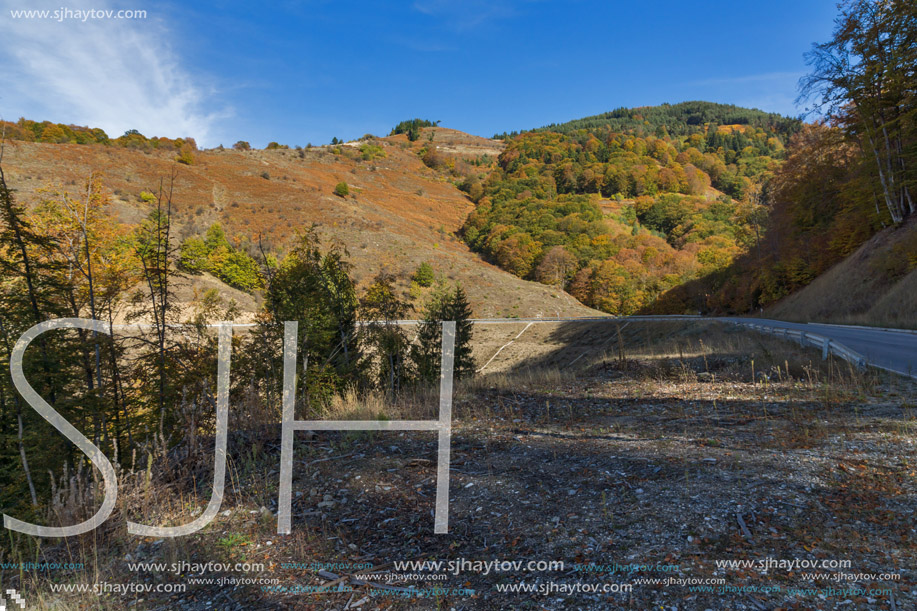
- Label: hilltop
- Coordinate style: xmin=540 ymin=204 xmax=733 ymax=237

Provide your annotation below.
xmin=528 ymin=100 xmax=800 ymax=137
xmin=0 ymin=105 xmax=803 ymax=319
xmin=7 ymin=101 xmax=909 ymax=327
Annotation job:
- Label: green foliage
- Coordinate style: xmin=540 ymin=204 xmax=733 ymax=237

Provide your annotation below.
xmin=334 ymin=182 xmax=350 ymax=197
xmin=359 ymin=143 xmax=386 ymax=161
xmin=410 ymin=285 xmax=475 ymax=384
xmin=179 ymin=223 xmax=262 ymax=292
xmin=412 ymin=262 xmax=435 ymax=287
xmin=462 ymin=103 xmax=797 ymax=313
xmin=533 ymin=101 xmax=801 ymax=141
xmin=258 ymin=229 xmax=363 ymax=410
xmin=179 ymin=236 xmax=209 ymax=272
xmin=219 ymin=250 xmax=262 ymax=292
xmin=360 ymin=272 xmax=412 ymax=397
xmin=390 ymin=118 xmax=439 ymax=142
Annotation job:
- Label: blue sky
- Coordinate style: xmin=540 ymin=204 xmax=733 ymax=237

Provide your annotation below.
xmin=0 ymin=0 xmax=839 ymax=147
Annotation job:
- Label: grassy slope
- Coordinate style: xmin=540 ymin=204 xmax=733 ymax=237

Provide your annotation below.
xmin=767 ymin=216 xmax=917 ymax=328
xmin=1 ymin=128 xmax=599 ymax=318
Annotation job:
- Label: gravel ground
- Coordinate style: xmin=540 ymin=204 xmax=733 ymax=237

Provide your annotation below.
xmin=30 ymin=327 xmax=917 ymax=610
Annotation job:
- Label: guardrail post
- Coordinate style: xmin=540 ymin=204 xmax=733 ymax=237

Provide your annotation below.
xmin=822 ymin=339 xmax=831 ymax=360
xmin=799 ymin=331 xmax=806 ymax=347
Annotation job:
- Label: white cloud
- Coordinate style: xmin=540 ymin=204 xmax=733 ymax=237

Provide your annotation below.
xmin=0 ymin=0 xmax=227 ymax=145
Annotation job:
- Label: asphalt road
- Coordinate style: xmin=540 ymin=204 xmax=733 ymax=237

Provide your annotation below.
xmin=721 ymin=318 xmax=917 ymax=378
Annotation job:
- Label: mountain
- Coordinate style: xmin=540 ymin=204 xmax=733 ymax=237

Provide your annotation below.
xmin=647 ymin=121 xmax=916 ymax=324
xmin=464 ymin=102 xmax=801 ymax=314
xmin=0 ymin=125 xmax=598 ymax=318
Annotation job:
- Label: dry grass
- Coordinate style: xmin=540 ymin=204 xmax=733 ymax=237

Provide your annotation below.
xmin=7 ymin=320 xmax=916 ymax=610
xmin=768 ymin=217 xmax=917 ymax=329
xmin=1 ymin=134 xmax=594 ymax=319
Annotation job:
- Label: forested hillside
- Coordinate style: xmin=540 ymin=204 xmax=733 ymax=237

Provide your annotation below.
xmin=651 ymin=0 xmax=916 ymax=318
xmin=514 ymin=101 xmax=800 ymax=140
xmin=464 ymin=102 xmax=800 ymax=314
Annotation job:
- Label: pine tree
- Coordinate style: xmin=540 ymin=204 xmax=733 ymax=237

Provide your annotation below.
xmin=443 ymin=286 xmax=475 ymax=380
xmin=410 ymin=285 xmax=475 ymax=385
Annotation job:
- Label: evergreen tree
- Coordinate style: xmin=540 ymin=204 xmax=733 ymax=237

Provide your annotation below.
xmin=410 ymin=285 xmax=475 ymax=385
xmin=444 ymin=286 xmax=475 ymax=380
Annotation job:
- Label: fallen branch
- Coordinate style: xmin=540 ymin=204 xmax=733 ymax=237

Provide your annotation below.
xmin=735 ymin=512 xmax=754 ymax=543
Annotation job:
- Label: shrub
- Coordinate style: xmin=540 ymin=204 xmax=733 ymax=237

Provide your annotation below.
xmin=359 ymin=143 xmax=386 ymax=161
xmin=233 ymin=141 xmax=251 ymax=151
xmin=412 ymin=262 xmax=435 ymax=287
xmin=175 ymin=143 xmax=195 ymax=165
xmin=421 ymin=147 xmax=446 ymax=170
xmin=178 ymin=223 xmax=263 ymax=292
xmin=334 ymin=182 xmax=350 ymax=197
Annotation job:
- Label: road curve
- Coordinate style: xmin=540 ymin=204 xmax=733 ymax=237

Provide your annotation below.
xmin=721 ymin=318 xmax=917 ymax=378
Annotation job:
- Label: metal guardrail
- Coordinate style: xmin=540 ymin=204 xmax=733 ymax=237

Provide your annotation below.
xmin=364 ymin=315 xmax=703 ymax=326
xmin=734 ymin=322 xmax=868 ymax=370
xmin=808 ymin=322 xmax=917 ymax=336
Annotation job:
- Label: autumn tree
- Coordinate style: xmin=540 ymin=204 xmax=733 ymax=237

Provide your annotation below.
xmin=534 ymin=245 xmax=577 ymax=287
xmin=360 ymin=272 xmax=411 ymax=398
xmin=800 ymin=0 xmax=916 ymax=223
